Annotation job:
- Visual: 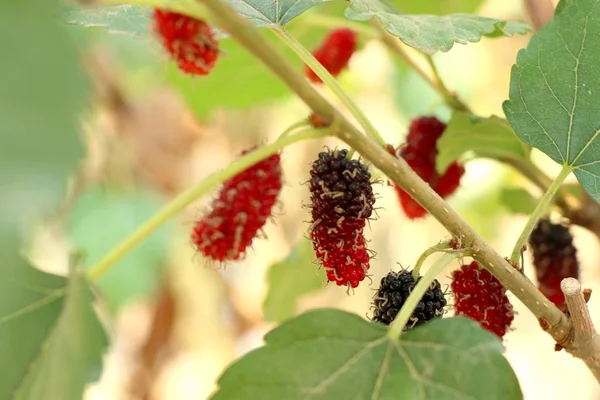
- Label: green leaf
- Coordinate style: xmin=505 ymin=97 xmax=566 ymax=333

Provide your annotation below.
xmin=436 ymin=112 xmax=531 ymax=174
xmin=263 ymin=241 xmax=324 ymax=323
xmin=63 ymin=4 xmax=152 ymax=37
xmin=345 ymin=0 xmax=531 ymax=54
xmin=226 ymin=0 xmax=334 ymax=26
xmin=503 ymin=0 xmax=600 ymax=204
xmin=0 ymin=0 xmax=88 ymax=266
xmin=500 ymin=188 xmax=538 ymax=215
xmin=0 ymin=262 xmax=107 ymax=399
xmin=68 ymin=186 xmax=172 ymax=313
xmin=212 ymin=310 xmax=523 ymax=399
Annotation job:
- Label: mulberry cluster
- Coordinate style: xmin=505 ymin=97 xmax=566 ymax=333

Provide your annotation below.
xmin=153 ymin=9 xmax=219 ymax=75
xmin=390 ymin=116 xmax=465 ymax=219
xmin=371 ymin=270 xmax=447 ymax=330
xmin=529 ymin=219 xmax=579 ymax=310
xmin=308 ymin=149 xmax=376 ymax=288
xmin=451 ymin=261 xmax=514 ymax=339
xmin=305 ymin=28 xmax=357 ymax=83
xmin=191 ymin=149 xmax=282 ymax=261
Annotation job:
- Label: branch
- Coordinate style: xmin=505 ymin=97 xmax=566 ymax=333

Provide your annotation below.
xmin=197 ymin=0 xmax=573 ymax=345
xmin=524 ymin=0 xmax=555 ymax=31
xmin=561 ymin=278 xmax=600 ymax=383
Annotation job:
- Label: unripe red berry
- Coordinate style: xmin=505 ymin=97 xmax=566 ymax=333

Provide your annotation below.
xmin=191 ymin=149 xmax=282 ymax=261
xmin=153 ymin=9 xmax=219 ymax=76
xmin=451 ymin=261 xmax=514 ymax=339
xmin=305 ymin=28 xmax=357 ymax=83
xmin=389 ymin=116 xmax=465 ymax=219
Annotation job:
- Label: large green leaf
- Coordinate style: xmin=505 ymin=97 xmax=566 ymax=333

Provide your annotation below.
xmin=503 ymin=0 xmax=600 ymax=204
xmin=226 ymin=0 xmax=334 ymax=26
xmin=0 ymin=0 xmax=87 ymax=266
xmin=345 ymin=0 xmax=531 ymax=54
xmin=0 ymin=262 xmax=107 ymax=399
xmin=68 ymin=186 xmax=172 ymax=313
xmin=436 ymin=112 xmax=531 ymax=174
xmin=263 ymin=240 xmax=324 ymax=323
xmin=212 ymin=310 xmax=522 ymax=399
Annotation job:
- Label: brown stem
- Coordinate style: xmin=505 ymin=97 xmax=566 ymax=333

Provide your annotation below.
xmin=196 ymin=0 xmax=573 ymax=346
xmin=561 ymin=278 xmax=600 ymax=382
xmin=524 ymin=0 xmax=555 ymax=31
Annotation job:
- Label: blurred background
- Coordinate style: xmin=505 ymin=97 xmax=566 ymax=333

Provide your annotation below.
xmin=30 ymin=0 xmax=600 ymax=398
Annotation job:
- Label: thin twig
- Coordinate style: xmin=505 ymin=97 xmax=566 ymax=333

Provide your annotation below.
xmin=561 ymin=278 xmax=600 ymax=382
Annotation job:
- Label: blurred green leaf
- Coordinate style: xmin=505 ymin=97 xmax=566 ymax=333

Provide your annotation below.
xmin=564 ymin=183 xmax=584 ymax=201
xmin=212 ymin=311 xmax=522 ymax=399
xmin=63 ymin=4 xmax=152 ymax=37
xmin=68 ymin=186 xmax=173 ymax=313
xmin=345 ymin=0 xmax=531 ymax=54
xmin=0 ymin=0 xmax=87 ymax=266
xmin=263 ymin=240 xmax=324 ymax=322
xmin=503 ymin=0 xmax=600 ymax=204
xmin=436 ymin=112 xmax=531 ymax=174
xmin=500 ymin=188 xmax=538 ymax=215
xmin=0 ymin=263 xmax=107 ymax=400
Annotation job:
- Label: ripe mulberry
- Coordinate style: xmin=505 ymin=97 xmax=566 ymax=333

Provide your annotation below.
xmin=529 ymin=219 xmax=579 ymax=310
xmin=305 ymin=28 xmax=357 ymax=83
xmin=451 ymin=261 xmax=514 ymax=339
xmin=390 ymin=116 xmax=464 ymax=219
xmin=191 ymin=149 xmax=282 ymax=261
xmin=308 ymin=148 xmax=376 ymax=288
xmin=371 ymin=270 xmax=447 ymax=330
xmin=153 ymin=9 xmax=219 ymax=75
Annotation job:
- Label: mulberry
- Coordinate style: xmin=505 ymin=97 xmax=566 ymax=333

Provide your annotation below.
xmin=191 ymin=149 xmax=282 ymax=261
xmin=308 ymin=148 xmax=375 ymax=288
xmin=153 ymin=9 xmax=219 ymax=75
xmin=451 ymin=261 xmax=514 ymax=339
xmin=529 ymin=219 xmax=579 ymax=309
xmin=371 ymin=269 xmax=447 ymax=330
xmin=390 ymin=116 xmax=464 ymax=219
xmin=305 ymin=28 xmax=357 ymax=83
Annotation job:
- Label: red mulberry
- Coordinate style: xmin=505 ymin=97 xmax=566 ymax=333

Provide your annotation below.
xmin=308 ymin=149 xmax=375 ymax=288
xmin=153 ymin=9 xmax=219 ymax=76
xmin=371 ymin=269 xmax=447 ymax=330
xmin=305 ymin=28 xmax=357 ymax=83
xmin=191 ymin=149 xmax=282 ymax=261
xmin=529 ymin=219 xmax=579 ymax=310
xmin=451 ymin=261 xmax=514 ymax=339
xmin=390 ymin=116 xmax=464 ymax=219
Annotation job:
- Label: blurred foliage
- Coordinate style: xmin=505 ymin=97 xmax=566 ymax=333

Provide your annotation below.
xmin=68 ymin=185 xmax=173 ymax=313
xmin=500 ymin=188 xmax=538 ymax=215
xmin=263 ymin=240 xmax=324 ymax=323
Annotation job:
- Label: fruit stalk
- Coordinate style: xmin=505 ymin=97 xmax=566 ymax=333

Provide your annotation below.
xmin=387 ymin=252 xmax=456 ymax=340
xmin=510 ymin=164 xmax=573 ymax=263
xmin=273 ymin=27 xmax=386 ymax=147
xmin=197 ymin=0 xmax=574 ymax=347
xmin=86 ymin=129 xmax=326 ymax=280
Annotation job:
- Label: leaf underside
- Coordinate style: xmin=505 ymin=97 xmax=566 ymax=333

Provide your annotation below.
xmin=503 ymin=0 xmax=600 ymax=203
xmin=345 ymin=0 xmax=531 ymax=54
xmin=212 ymin=310 xmax=523 ymax=399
